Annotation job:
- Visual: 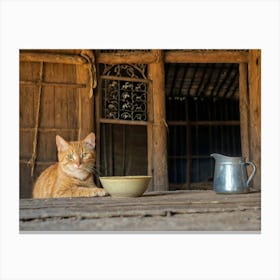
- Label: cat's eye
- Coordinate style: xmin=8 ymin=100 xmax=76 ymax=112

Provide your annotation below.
xmin=67 ymin=153 xmax=74 ymax=160
xmin=81 ymin=152 xmax=88 ymax=158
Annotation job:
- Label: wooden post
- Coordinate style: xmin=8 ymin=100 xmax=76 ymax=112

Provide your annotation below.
xmin=147 ymin=79 xmax=154 ymax=191
xmin=148 ymin=50 xmax=168 ymax=191
xmin=239 ymin=63 xmax=250 ymax=160
xmin=76 ymin=60 xmax=94 ymax=140
xmin=248 ymin=50 xmax=261 ymax=190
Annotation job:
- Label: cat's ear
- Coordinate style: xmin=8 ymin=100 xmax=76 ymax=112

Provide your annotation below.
xmin=83 ymin=133 xmax=96 ymax=149
xmin=56 ymin=135 xmax=69 ymax=152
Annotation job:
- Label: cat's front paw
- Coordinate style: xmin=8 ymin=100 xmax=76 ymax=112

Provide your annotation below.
xmin=94 ymin=187 xmax=109 ymax=197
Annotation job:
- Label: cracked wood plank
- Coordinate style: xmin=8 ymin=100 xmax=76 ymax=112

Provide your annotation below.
xmin=20 ymin=191 xmax=261 ymax=232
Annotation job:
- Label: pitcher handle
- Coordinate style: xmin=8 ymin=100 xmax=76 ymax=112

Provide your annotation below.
xmin=245 ymin=161 xmax=257 ymax=187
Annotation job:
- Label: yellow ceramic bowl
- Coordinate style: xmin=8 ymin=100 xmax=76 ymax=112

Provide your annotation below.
xmin=99 ymin=176 xmax=152 ymax=198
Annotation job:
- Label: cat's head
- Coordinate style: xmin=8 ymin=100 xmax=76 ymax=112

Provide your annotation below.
xmin=56 ymin=133 xmax=96 ymax=180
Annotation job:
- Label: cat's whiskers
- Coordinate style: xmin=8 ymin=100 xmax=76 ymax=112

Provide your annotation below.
xmin=93 ymin=164 xmax=107 ymax=176
xmin=84 ymin=166 xmax=102 ymax=176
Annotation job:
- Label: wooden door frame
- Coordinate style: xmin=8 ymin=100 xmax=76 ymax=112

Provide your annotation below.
xmin=95 ymin=49 xmax=261 ymax=191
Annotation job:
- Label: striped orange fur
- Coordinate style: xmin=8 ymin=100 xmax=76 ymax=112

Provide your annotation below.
xmin=32 ymin=133 xmax=107 ymax=198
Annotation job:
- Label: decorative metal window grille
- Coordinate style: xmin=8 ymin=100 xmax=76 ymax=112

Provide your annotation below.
xmin=100 ymin=64 xmax=148 ymax=121
xmin=100 ymin=64 xmax=147 ymax=79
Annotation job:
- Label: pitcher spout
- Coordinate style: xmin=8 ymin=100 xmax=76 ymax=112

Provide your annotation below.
xmin=210 ymin=153 xmax=225 ymax=161
xmin=211 ymin=153 xmax=243 ymax=163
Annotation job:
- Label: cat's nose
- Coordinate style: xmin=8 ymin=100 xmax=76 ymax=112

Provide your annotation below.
xmin=75 ymin=161 xmax=81 ymax=168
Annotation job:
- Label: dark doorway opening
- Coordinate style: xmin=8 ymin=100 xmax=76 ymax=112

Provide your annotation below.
xmin=165 ymin=63 xmax=242 ymax=190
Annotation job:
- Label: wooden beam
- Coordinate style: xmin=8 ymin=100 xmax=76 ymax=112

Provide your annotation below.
xmin=248 ymin=50 xmax=261 ymax=190
xmin=20 ymin=128 xmax=79 ymax=132
xmin=21 ymin=50 xmax=249 ymax=65
xmin=99 ymin=118 xmax=150 ymax=126
xmin=97 ymin=51 xmax=157 ymax=64
xmin=99 ymin=75 xmax=149 ymax=83
xmin=20 ymin=52 xmax=87 ymax=65
xmin=239 ymin=63 xmax=250 ymax=160
xmin=148 ymin=50 xmax=168 ymax=191
xmin=165 ymin=50 xmax=249 ymax=63
xmin=167 ymin=120 xmax=240 ymax=126
xmin=20 ymin=80 xmax=86 ymax=88
xmin=20 ymin=160 xmax=56 ymax=166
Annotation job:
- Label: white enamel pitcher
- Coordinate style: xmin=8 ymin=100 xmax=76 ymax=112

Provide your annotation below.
xmin=211 ymin=153 xmax=256 ymax=194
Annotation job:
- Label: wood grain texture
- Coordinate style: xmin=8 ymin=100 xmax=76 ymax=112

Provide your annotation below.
xmin=148 ymin=50 xmax=168 ymax=191
xmin=76 ymin=64 xmax=94 ymax=140
xmin=248 ymin=50 xmax=261 ymax=189
xmin=20 ymin=191 xmax=261 ymax=231
xmin=97 ymin=51 xmax=157 ymax=64
xmin=20 ymin=52 xmax=86 ymax=65
xmin=239 ymin=63 xmax=250 ymax=160
xmin=165 ymin=50 xmax=249 ymax=63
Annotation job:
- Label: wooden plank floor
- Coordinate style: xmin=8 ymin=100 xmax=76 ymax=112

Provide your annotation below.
xmin=20 ymin=190 xmax=261 ymax=232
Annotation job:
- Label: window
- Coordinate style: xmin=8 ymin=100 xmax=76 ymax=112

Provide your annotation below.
xmin=96 ymin=63 xmax=150 ymax=177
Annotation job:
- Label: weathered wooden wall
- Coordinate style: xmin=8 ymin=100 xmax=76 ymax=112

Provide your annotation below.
xmin=20 ymin=50 xmax=94 ymax=198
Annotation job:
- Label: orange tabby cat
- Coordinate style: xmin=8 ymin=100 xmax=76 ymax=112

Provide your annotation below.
xmin=33 ymin=133 xmax=107 ymax=198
